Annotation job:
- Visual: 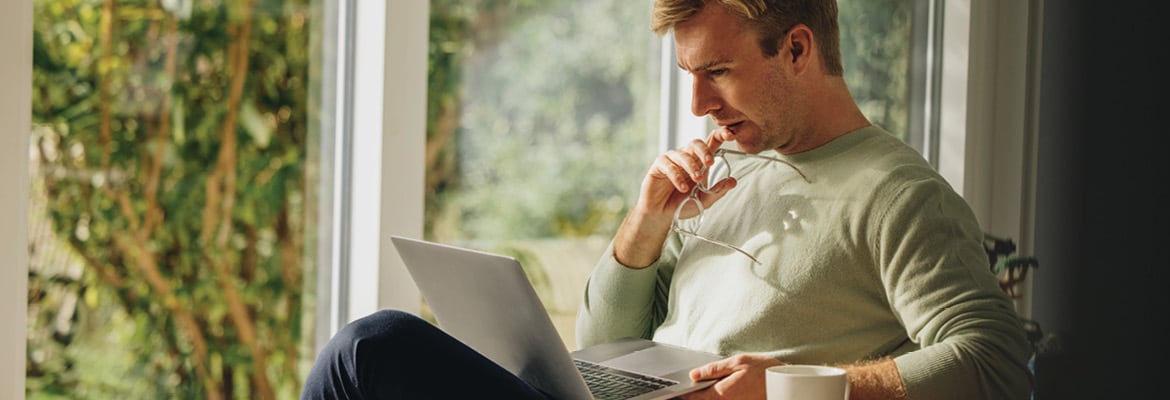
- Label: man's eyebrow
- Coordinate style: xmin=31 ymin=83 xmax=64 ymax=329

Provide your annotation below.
xmin=678 ymin=59 xmax=732 ymax=73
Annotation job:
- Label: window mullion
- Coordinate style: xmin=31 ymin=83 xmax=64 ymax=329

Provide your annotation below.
xmin=661 ymin=33 xmax=710 ymax=152
xmin=1 ymin=0 xmax=32 ymax=394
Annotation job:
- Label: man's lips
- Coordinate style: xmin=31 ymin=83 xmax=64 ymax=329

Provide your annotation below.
xmin=721 ymin=121 xmax=745 ymax=134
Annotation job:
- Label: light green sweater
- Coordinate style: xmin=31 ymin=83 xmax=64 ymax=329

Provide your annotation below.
xmin=576 ymin=126 xmax=1033 ymax=399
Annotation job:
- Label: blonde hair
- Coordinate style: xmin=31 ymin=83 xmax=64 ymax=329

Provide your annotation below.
xmin=651 ymin=0 xmax=843 ymax=76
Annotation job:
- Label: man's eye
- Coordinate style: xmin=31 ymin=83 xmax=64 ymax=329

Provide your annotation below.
xmin=709 ymin=69 xmax=728 ymax=77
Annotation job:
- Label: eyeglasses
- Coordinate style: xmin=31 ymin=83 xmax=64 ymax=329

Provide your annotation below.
xmin=670 ymin=148 xmax=811 ymax=264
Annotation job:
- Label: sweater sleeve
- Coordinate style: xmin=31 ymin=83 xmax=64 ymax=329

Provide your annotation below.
xmin=874 ymin=177 xmax=1034 ymax=399
xmin=574 ymin=235 xmax=680 ymax=349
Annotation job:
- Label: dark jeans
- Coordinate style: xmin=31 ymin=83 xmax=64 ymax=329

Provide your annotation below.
xmin=301 ymin=309 xmax=551 ymax=400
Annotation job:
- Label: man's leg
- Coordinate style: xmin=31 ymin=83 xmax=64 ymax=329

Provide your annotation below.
xmin=301 ymin=309 xmax=550 ymax=399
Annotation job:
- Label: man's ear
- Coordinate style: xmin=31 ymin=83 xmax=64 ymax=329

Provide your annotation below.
xmin=785 ymin=24 xmax=814 ymax=74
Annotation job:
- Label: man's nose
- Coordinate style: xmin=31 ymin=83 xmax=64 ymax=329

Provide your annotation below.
xmin=690 ymin=77 xmax=721 ymax=117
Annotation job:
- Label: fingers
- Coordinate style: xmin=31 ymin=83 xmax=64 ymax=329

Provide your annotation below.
xmin=698 ymin=177 xmax=737 ymax=203
xmin=686 ymin=138 xmax=716 ymax=167
xmin=665 ymin=148 xmax=708 ymax=188
xmin=685 ymin=355 xmax=782 ymax=400
xmin=689 ymin=357 xmax=737 ymax=382
xmin=643 ymin=130 xmax=738 ymax=210
xmin=651 ymin=138 xmax=717 ymax=193
xmin=707 ymin=128 xmax=728 ymax=152
xmin=682 ymin=360 xmax=741 ymax=400
xmin=711 ymin=126 xmax=738 ymax=146
xmin=651 ymin=152 xmax=696 ymax=193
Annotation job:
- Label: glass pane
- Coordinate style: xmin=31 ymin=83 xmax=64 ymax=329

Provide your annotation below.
xmin=839 ymin=0 xmax=914 ymax=142
xmin=425 ymin=0 xmax=661 ymax=349
xmin=27 ymin=0 xmax=321 ymax=398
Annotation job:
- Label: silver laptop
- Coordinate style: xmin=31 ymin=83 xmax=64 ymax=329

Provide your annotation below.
xmin=390 ymin=235 xmax=722 ymax=400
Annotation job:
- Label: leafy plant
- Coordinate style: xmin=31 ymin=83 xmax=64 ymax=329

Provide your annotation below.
xmin=29 ymin=0 xmax=313 ymax=398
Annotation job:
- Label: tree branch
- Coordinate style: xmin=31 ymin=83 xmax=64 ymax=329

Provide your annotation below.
xmin=98 ymin=0 xmax=115 ymax=171
xmin=142 ymin=14 xmax=179 ymax=237
xmin=199 ymin=1 xmax=275 ymax=397
xmin=213 ymin=0 xmax=258 ymax=248
xmin=112 ymin=233 xmax=222 ymax=400
xmin=204 ymin=248 xmax=274 ymax=400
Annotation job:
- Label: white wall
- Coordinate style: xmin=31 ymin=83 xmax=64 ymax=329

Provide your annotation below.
xmin=1 ymin=0 xmax=32 ymax=397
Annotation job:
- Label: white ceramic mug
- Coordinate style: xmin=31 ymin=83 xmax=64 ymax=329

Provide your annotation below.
xmin=765 ymin=364 xmax=849 ymax=400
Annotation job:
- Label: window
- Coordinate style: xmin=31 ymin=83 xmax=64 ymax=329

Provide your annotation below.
xmin=664 ymin=0 xmax=928 ymax=163
xmin=423 ymin=0 xmax=929 ymax=349
xmin=26 ymin=0 xmax=324 ymax=397
xmin=839 ymin=0 xmax=917 ymax=145
xmin=424 ymin=0 xmax=662 ymax=348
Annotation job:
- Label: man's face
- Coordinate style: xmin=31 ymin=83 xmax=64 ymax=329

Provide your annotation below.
xmin=673 ymin=4 xmax=802 ymax=154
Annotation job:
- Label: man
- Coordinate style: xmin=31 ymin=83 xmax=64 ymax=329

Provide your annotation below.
xmin=575 ymin=0 xmax=1032 ymax=399
xmin=300 ymin=0 xmax=1033 ymax=398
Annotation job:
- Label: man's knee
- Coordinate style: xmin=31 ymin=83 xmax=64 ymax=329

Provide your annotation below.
xmin=324 ymin=309 xmax=430 ymax=359
xmin=336 ymin=309 xmax=427 ymax=341
xmin=305 ymin=310 xmax=429 ymax=399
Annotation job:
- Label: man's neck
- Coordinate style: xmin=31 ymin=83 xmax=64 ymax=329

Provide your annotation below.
xmin=783 ymin=77 xmax=870 ymax=154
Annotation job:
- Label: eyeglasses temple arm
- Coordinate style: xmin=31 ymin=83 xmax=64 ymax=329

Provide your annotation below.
xmin=670 ymin=226 xmax=763 ymax=265
xmin=715 ymin=149 xmax=812 ymax=183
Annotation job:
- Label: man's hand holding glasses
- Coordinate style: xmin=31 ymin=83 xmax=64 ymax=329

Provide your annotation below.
xmin=613 ymin=130 xmax=809 ymax=268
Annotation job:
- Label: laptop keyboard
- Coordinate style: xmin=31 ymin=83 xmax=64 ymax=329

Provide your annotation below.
xmin=574 ymin=359 xmax=677 ymax=400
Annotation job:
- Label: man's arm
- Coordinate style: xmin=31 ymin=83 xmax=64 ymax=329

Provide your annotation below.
xmin=874 ymin=177 xmax=1034 ymax=399
xmin=578 ymin=134 xmax=739 ymax=347
xmin=611 ymin=203 xmax=673 ymax=268
xmin=614 ymin=134 xmax=737 ymax=268
xmin=839 ymin=358 xmax=907 ymax=400
xmin=574 ymin=239 xmax=669 ymax=348
xmin=680 ymin=356 xmax=907 ymax=400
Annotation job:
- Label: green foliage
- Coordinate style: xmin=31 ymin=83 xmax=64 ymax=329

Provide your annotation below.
xmin=426 ymin=0 xmax=658 ymax=242
xmin=838 ymin=0 xmax=913 ymax=139
xmin=29 ymin=0 xmax=314 ymax=398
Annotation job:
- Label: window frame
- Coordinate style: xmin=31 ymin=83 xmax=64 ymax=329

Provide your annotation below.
xmin=2 ymin=0 xmax=32 ymax=395
xmin=319 ymin=1 xmax=428 ymax=349
xmin=358 ymin=0 xmax=428 ymax=322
